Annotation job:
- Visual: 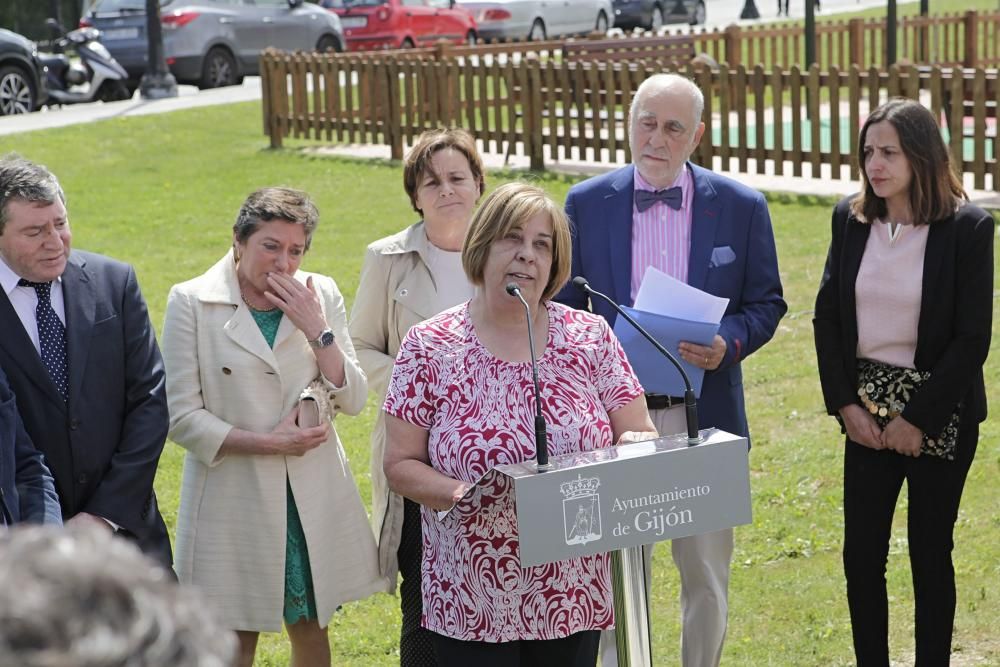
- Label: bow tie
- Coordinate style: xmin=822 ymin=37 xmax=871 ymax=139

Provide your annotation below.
xmin=635 ymin=187 xmax=683 ymax=212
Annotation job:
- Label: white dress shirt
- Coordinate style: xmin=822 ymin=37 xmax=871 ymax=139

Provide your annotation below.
xmin=0 ymin=254 xmax=66 ymax=355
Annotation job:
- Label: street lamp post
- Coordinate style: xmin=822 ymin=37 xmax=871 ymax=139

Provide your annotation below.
xmin=886 ymin=0 xmax=897 ymax=66
xmin=139 ymin=0 xmax=178 ymax=99
xmin=805 ymin=0 xmax=816 ymax=66
xmin=739 ymin=0 xmax=761 ymax=20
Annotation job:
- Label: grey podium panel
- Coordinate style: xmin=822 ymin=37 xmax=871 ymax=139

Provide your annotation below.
xmin=498 ymin=429 xmax=752 ymax=567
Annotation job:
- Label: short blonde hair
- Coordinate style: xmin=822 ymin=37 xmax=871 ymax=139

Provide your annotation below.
xmin=462 ymin=182 xmax=571 ymax=302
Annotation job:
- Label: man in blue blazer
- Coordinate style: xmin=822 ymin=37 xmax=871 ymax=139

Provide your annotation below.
xmin=0 ymin=155 xmax=171 ymax=566
xmin=0 ymin=365 xmax=62 ymax=526
xmin=556 ymin=74 xmax=786 ymax=667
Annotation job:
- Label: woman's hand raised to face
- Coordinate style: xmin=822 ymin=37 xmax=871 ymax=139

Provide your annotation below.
xmin=838 ymin=403 xmax=884 ymax=450
xmin=265 ymin=273 xmax=329 ymax=341
xmin=271 ymin=406 xmax=330 ymax=456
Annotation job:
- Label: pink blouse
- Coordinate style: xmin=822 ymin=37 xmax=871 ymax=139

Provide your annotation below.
xmin=384 ymin=300 xmax=644 ymax=642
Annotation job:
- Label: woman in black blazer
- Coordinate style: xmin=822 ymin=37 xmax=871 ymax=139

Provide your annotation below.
xmin=813 ymin=98 xmax=994 ymax=666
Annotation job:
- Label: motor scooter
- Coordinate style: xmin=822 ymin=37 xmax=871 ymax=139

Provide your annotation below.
xmin=39 ymin=18 xmax=130 ymax=105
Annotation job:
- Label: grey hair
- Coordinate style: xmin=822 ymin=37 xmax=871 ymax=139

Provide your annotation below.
xmin=629 ymin=73 xmax=705 ymax=129
xmin=233 ymin=187 xmax=319 ymax=250
xmin=0 ymin=153 xmax=66 ymax=235
xmin=0 ymin=525 xmax=236 ymax=667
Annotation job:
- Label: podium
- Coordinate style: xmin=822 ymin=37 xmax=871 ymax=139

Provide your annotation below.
xmin=443 ymin=428 xmax=752 ymax=666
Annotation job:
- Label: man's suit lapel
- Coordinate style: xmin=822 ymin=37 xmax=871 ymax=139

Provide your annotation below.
xmin=62 ymin=254 xmax=96 ymax=408
xmin=0 ymin=282 xmax=68 ymax=410
xmin=607 ymin=166 xmax=635 ymax=306
xmin=687 ymin=164 xmax=721 ymax=291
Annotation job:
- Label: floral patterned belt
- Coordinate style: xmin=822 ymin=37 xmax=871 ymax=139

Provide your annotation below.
xmin=856 ymin=359 xmax=959 ymax=460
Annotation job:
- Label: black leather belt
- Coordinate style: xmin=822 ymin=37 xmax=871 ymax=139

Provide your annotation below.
xmin=645 ymin=393 xmax=684 ymax=411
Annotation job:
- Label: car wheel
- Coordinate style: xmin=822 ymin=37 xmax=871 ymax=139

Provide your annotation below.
xmin=316 ymin=34 xmax=341 ymax=53
xmin=650 ymin=5 xmax=664 ymax=31
xmin=528 ymin=19 xmax=546 ymax=41
xmin=465 ymin=30 xmax=477 ymax=46
xmin=595 ymin=11 xmax=608 ymax=34
xmin=199 ymin=47 xmax=238 ymax=89
xmin=691 ymin=0 xmax=706 ymax=25
xmin=0 ymin=65 xmax=35 ymax=115
xmin=401 ymin=37 xmax=415 ymax=49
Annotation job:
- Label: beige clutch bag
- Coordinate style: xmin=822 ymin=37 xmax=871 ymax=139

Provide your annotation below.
xmin=296 ymin=380 xmax=331 ymax=428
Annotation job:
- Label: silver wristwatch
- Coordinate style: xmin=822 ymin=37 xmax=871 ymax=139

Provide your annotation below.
xmin=308 ymin=328 xmax=335 ymax=349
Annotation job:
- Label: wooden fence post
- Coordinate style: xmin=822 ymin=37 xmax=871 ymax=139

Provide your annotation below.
xmin=526 ymin=54 xmax=544 ymax=171
xmin=724 ymin=25 xmax=741 ymax=67
xmin=963 ymin=11 xmax=978 ymax=68
xmin=434 ymin=39 xmax=452 ymax=61
xmin=267 ymin=52 xmax=287 ymax=149
xmin=386 ymin=59 xmax=403 ymax=160
xmin=260 ymin=50 xmax=272 ymax=138
xmin=847 ymin=19 xmax=864 ymax=67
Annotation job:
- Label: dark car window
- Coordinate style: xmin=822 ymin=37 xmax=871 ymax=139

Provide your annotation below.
xmin=323 ymin=0 xmax=388 ymax=7
xmin=88 ymin=0 xmax=176 ymax=10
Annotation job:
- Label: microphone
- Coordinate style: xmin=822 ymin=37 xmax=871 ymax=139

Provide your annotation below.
xmin=506 ymin=282 xmax=551 ymax=471
xmin=572 ymin=276 xmax=702 ymax=446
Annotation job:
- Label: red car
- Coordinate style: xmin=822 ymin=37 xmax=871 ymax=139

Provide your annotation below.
xmin=323 ymin=0 xmax=478 ymax=51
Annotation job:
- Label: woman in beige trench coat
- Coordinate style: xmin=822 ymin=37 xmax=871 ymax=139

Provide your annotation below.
xmin=349 ymin=128 xmax=485 ymax=666
xmin=162 ymin=188 xmax=387 ymax=667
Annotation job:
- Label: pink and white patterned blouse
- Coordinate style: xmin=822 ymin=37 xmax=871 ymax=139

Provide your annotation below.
xmin=384 ymin=300 xmax=644 ymax=642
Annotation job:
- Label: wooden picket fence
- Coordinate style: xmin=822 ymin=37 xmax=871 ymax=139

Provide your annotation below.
xmin=372 ymin=10 xmax=1000 ymax=72
xmin=260 ymin=51 xmax=998 ymax=189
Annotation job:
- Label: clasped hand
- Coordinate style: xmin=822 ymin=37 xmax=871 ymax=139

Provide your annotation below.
xmin=839 ymin=404 xmax=922 ymax=457
xmin=272 ymin=405 xmax=330 ymax=456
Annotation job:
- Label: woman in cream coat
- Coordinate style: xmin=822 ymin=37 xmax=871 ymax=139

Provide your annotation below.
xmin=163 ymin=188 xmax=386 ymax=667
xmin=349 ymin=128 xmax=485 ymax=666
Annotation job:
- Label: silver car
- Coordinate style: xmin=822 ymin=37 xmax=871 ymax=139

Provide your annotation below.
xmin=81 ymin=0 xmax=344 ymax=90
xmin=458 ymin=0 xmax=613 ymax=41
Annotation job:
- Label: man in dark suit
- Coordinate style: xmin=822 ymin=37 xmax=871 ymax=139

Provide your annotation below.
xmin=0 ymin=365 xmax=62 ymax=526
xmin=0 ymin=154 xmax=171 ymax=567
xmin=555 ymin=74 xmax=786 ymax=667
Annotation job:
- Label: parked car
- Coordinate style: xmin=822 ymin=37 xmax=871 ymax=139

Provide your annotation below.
xmin=322 ymin=0 xmax=478 ymax=51
xmin=458 ymin=0 xmax=613 ymax=41
xmin=0 ymin=28 xmax=48 ymax=115
xmin=612 ymin=0 xmax=706 ymax=30
xmin=79 ymin=0 xmax=345 ymax=91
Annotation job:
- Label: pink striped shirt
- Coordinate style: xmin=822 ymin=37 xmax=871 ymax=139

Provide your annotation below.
xmin=630 ymin=166 xmax=694 ymax=302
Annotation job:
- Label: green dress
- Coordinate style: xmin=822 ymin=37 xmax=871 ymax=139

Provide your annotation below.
xmin=249 ymin=307 xmax=318 ymax=625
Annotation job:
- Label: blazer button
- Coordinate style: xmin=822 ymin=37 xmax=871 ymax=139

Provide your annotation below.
xmin=77 ymin=473 xmax=88 ymax=484
xmin=222 ymin=367 xmax=232 ymax=375
xmin=69 ymin=418 xmax=80 ymax=430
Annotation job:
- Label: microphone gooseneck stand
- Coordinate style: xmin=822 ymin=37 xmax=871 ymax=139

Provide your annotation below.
xmin=572 ymin=275 xmax=710 ymax=667
xmin=572 ymin=276 xmax=702 ymax=446
xmin=505 ymin=282 xmax=550 ymax=472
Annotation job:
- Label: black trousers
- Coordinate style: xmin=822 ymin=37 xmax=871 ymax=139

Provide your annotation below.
xmin=432 ymin=630 xmax=600 ymax=667
xmin=843 ymin=421 xmax=978 ymax=667
xmin=399 ymin=498 xmax=436 ymax=666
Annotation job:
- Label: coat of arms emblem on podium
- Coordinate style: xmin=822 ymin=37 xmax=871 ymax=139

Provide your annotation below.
xmin=561 ymin=474 xmax=602 ymax=546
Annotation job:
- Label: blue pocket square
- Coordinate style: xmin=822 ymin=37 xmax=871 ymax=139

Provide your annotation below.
xmin=709 ymin=245 xmax=737 ymax=268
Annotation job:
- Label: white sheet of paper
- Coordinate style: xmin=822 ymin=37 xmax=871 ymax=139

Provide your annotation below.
xmin=633 ymin=266 xmax=729 ymax=323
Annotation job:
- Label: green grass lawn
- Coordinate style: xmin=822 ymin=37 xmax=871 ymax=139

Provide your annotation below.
xmin=3 ymin=101 xmax=998 ymax=666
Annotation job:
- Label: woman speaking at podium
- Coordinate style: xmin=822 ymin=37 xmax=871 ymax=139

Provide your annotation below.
xmin=382 ymin=182 xmax=656 ymax=666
